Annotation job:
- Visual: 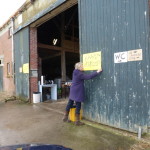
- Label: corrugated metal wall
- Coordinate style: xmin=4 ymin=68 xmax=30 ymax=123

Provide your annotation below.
xmin=14 ymin=27 xmax=29 ymax=98
xmin=0 ymin=67 xmax=3 ymax=91
xmin=78 ymin=0 xmax=150 ymax=132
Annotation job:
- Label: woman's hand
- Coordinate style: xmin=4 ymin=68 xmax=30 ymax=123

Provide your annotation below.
xmin=97 ymin=68 xmax=103 ymax=73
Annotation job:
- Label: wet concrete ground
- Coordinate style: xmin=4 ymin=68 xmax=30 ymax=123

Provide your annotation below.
xmin=0 ymin=99 xmax=149 ymax=150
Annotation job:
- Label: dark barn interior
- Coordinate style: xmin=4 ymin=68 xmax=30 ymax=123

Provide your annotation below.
xmin=37 ymin=5 xmax=79 ymax=99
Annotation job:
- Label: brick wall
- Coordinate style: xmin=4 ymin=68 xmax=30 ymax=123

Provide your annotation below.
xmin=29 ymin=27 xmax=38 ymax=102
xmin=0 ymin=28 xmax=15 ymax=95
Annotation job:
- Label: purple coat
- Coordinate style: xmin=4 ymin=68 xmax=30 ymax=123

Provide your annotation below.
xmin=69 ymin=69 xmax=100 ymax=102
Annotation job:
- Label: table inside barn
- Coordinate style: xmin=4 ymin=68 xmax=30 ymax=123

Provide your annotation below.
xmin=39 ymin=84 xmax=57 ymax=101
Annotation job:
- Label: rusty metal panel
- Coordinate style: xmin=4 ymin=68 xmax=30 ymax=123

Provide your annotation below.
xmin=0 ymin=67 xmax=3 ymax=91
xmin=78 ymin=0 xmax=150 ymax=132
xmin=14 ymin=27 xmax=29 ymax=98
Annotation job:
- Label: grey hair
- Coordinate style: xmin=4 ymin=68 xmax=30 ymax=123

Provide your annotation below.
xmin=75 ymin=62 xmax=83 ymax=70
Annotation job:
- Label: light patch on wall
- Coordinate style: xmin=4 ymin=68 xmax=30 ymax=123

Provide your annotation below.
xmin=7 ymin=62 xmax=11 ymax=76
xmin=139 ymin=69 xmax=143 ymax=84
xmin=18 ymin=14 xmax=23 ymax=24
xmin=114 ymin=92 xmax=119 ymax=101
xmin=132 ymin=92 xmax=137 ymax=99
xmin=19 ymin=67 xmax=22 ymax=73
xmin=114 ymin=76 xmax=117 ymax=86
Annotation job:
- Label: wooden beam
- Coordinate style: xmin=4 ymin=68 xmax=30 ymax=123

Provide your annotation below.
xmin=61 ymin=13 xmax=66 ymax=82
xmin=42 ymin=53 xmax=61 ymax=60
xmin=61 ymin=51 xmax=66 ymax=82
xmin=61 ymin=12 xmax=65 ymax=47
xmin=38 ymin=43 xmax=79 ymax=53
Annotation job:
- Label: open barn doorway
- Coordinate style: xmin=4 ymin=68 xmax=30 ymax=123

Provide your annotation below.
xmin=37 ymin=4 xmax=79 ymax=101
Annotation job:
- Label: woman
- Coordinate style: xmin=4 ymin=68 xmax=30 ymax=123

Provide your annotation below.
xmin=63 ymin=62 xmax=103 ymax=126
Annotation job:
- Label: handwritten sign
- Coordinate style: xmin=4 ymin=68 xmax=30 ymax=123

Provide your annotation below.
xmin=83 ymin=51 xmax=101 ymax=71
xmin=114 ymin=52 xmax=128 ymax=63
xmin=23 ymin=63 xmax=29 ymax=73
xmin=128 ymin=49 xmax=142 ymax=61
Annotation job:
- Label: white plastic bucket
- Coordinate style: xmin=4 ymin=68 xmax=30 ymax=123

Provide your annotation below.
xmin=33 ymin=92 xmax=41 ymax=103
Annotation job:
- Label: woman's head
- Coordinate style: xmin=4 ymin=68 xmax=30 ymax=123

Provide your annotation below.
xmin=75 ymin=62 xmax=83 ymax=71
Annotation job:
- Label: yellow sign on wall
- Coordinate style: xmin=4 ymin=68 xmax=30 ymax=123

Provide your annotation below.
xmin=83 ymin=51 xmax=102 ymax=71
xmin=23 ymin=63 xmax=29 ymax=73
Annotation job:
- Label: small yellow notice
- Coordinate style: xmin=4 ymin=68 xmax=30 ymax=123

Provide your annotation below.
xmin=83 ymin=51 xmax=102 ymax=71
xmin=23 ymin=63 xmax=29 ymax=73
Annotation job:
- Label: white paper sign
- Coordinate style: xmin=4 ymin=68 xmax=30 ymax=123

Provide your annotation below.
xmin=114 ymin=51 xmax=128 ymax=63
xmin=19 ymin=67 xmax=22 ymax=73
xmin=128 ymin=49 xmax=142 ymax=61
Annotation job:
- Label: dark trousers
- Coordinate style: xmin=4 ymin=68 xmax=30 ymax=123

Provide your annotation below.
xmin=66 ymin=99 xmax=81 ymax=114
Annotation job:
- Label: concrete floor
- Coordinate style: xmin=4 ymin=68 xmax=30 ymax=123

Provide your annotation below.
xmin=0 ymin=99 xmax=149 ymax=150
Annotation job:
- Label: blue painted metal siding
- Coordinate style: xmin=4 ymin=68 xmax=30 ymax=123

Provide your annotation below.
xmin=78 ymin=0 xmax=150 ymax=132
xmin=14 ymin=27 xmax=29 ymax=98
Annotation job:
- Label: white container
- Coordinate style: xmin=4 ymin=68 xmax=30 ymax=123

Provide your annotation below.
xmin=33 ymin=92 xmax=41 ymax=103
xmin=41 ymin=76 xmax=45 ymax=85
